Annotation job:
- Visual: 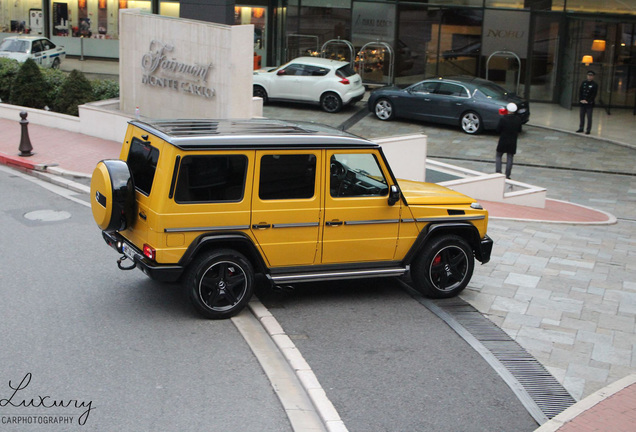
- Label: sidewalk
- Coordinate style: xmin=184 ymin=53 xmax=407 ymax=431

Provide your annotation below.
xmin=535 ymin=374 xmax=636 ymax=432
xmin=0 ymin=110 xmax=617 ymax=224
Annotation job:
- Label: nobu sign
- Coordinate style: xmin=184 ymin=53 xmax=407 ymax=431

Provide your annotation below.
xmin=141 ymin=40 xmax=215 ymax=98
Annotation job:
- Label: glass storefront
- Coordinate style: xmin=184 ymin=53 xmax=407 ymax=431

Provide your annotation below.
xmin=1 ymin=0 xmax=634 ymax=108
xmin=235 ymin=6 xmax=268 ymax=67
xmin=528 ymin=13 xmax=561 ymax=101
xmin=570 ymin=18 xmax=636 ymax=110
xmin=1 ymin=0 xmax=45 ymax=35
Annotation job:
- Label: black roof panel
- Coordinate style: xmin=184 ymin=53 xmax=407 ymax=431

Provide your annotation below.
xmin=129 ymin=118 xmax=377 ymax=150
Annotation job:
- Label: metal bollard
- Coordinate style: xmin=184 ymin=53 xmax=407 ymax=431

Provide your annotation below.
xmin=18 ymin=111 xmax=34 ymax=157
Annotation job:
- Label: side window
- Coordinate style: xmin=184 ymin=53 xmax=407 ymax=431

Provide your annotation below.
xmin=259 ymin=154 xmax=316 ymax=200
xmin=282 ymin=64 xmax=303 ymax=76
xmin=437 ymin=83 xmax=467 ymax=97
xmin=330 ymin=153 xmax=388 ymax=198
xmin=31 ymin=41 xmax=42 ymax=53
xmin=175 ymin=155 xmax=247 ymax=203
xmin=127 ymin=138 xmax=159 ymax=196
xmin=306 ymin=65 xmax=329 ymax=76
xmin=411 ymin=82 xmax=438 ymax=93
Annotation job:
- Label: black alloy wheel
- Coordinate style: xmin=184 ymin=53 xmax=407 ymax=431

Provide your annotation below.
xmin=186 ymin=249 xmax=254 ymax=319
xmin=411 ymin=235 xmax=474 ymax=298
xmin=320 ymin=92 xmax=342 ymax=113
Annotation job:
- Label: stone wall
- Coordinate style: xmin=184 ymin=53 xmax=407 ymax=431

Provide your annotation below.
xmin=119 ymin=9 xmax=253 ymax=119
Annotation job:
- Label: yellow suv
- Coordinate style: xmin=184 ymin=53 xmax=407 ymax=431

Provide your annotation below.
xmin=91 ymin=119 xmax=492 ymax=319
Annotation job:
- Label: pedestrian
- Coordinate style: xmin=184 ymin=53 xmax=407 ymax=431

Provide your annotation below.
xmin=496 ymin=102 xmax=522 ymax=180
xmin=576 ymin=70 xmax=598 ymax=135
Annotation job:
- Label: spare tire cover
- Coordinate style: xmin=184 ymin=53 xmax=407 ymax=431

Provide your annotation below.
xmin=91 ymin=159 xmax=135 ymax=232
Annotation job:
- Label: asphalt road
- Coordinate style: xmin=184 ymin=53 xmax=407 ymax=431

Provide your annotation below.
xmin=0 ymin=167 xmax=291 ymax=432
xmin=0 ymin=164 xmax=539 ymax=431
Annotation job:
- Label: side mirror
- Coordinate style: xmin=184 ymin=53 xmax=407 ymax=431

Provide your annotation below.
xmin=388 ymin=184 xmax=400 ymax=206
xmin=276 ymin=69 xmax=286 ymax=76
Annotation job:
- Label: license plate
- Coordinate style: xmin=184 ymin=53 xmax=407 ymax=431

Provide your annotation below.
xmin=121 ymin=242 xmax=136 ymax=260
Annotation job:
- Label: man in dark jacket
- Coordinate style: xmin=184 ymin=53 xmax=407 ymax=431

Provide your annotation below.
xmin=496 ymin=103 xmax=523 ymax=180
xmin=577 ymin=71 xmax=598 ymax=135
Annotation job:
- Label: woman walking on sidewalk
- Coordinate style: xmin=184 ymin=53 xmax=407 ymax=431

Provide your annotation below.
xmin=495 ymin=102 xmax=523 ymax=180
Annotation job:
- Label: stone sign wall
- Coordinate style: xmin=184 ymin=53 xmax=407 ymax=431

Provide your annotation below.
xmin=119 ymin=9 xmax=254 ymax=119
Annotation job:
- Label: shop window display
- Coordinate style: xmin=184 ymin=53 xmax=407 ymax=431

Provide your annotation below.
xmin=37 ymin=0 xmax=150 ymax=41
xmin=0 ymin=0 xmax=42 ymax=34
xmin=235 ymin=6 xmax=267 ymax=67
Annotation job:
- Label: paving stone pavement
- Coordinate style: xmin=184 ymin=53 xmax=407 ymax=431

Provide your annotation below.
xmin=263 ymin=102 xmax=636 ymax=401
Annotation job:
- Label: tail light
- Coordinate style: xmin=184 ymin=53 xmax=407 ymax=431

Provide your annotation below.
xmin=143 ymin=244 xmax=156 ymax=260
xmin=339 ymin=78 xmax=350 ymax=85
xmin=498 ymin=107 xmax=507 ymax=115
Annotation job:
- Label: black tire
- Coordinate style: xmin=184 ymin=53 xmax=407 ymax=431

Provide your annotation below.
xmin=411 ymin=235 xmax=474 ymax=298
xmin=186 ymin=249 xmax=254 ymax=319
xmin=253 ymin=85 xmax=268 ymax=104
xmin=320 ymin=92 xmax=342 ymax=113
xmin=374 ymin=98 xmax=395 ymax=121
xmin=52 ymin=58 xmax=60 ymax=69
xmin=460 ymin=111 xmax=482 ymax=134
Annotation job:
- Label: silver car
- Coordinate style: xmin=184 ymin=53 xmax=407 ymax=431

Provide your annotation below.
xmin=0 ymin=36 xmax=66 ymax=69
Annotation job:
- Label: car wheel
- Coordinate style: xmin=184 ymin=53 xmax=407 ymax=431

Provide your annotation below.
xmin=186 ymin=249 xmax=254 ymax=319
xmin=52 ymin=58 xmax=60 ymax=69
xmin=461 ymin=111 xmax=482 ymax=134
xmin=253 ymin=85 xmax=268 ymax=104
xmin=321 ymin=92 xmax=342 ymax=113
xmin=90 ymin=160 xmax=136 ymax=233
xmin=374 ymin=98 xmax=394 ymax=121
xmin=411 ymin=235 xmax=474 ymax=298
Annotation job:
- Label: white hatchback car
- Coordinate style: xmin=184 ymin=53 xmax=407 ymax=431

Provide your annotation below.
xmin=253 ymin=57 xmax=365 ymax=113
xmin=0 ymin=36 xmax=66 ymax=69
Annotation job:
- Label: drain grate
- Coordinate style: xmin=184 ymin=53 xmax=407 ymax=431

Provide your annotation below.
xmin=403 ymin=290 xmax=577 ymax=425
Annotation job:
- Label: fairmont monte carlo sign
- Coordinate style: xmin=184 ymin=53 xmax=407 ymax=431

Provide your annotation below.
xmin=141 ymin=40 xmax=215 ymax=98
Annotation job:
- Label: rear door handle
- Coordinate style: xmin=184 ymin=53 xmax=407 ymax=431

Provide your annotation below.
xmin=252 ymin=223 xmax=271 ymax=229
xmin=326 ymin=220 xmax=343 ymax=226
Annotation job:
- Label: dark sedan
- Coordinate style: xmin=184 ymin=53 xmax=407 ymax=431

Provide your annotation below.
xmin=368 ymin=76 xmax=529 ymax=134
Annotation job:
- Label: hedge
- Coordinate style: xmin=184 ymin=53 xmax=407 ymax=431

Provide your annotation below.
xmin=0 ymin=58 xmax=119 ymax=115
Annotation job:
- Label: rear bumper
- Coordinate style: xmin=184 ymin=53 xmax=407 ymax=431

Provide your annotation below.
xmin=102 ymin=231 xmax=184 ymax=282
xmin=343 ymin=86 xmax=366 ymax=105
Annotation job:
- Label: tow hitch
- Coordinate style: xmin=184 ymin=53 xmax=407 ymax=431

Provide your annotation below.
xmin=117 ymin=255 xmax=137 ymax=270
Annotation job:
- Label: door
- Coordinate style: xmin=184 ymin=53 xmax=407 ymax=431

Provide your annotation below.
xmin=432 ymin=82 xmax=471 ymax=122
xmin=251 ymin=151 xmax=322 ymax=267
xmin=322 ymin=151 xmax=401 ymax=264
xmin=569 ymin=19 xmax=636 ymax=111
xmin=269 ymin=62 xmax=307 ymax=100
xmin=400 ymin=81 xmax=440 ymax=120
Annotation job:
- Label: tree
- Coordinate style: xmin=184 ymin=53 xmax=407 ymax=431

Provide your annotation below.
xmin=9 ymin=58 xmax=47 ymax=109
xmin=55 ymin=69 xmax=93 ymax=116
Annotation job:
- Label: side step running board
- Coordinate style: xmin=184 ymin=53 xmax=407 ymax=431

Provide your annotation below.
xmin=269 ymin=267 xmax=408 ymax=284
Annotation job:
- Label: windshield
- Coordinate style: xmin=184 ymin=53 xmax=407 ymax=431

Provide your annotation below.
xmin=0 ymin=39 xmax=29 ymax=53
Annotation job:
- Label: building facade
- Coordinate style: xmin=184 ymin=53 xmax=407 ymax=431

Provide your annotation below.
xmin=1 ymin=0 xmax=635 ymax=110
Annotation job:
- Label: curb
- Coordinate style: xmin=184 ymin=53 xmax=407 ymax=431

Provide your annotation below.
xmin=248 ymin=300 xmax=348 ymax=432
xmin=533 ymin=374 xmax=636 ymax=431
xmin=0 ymin=152 xmax=39 ymax=171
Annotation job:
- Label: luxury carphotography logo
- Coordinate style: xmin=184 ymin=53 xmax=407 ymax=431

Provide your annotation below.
xmin=0 ymin=373 xmax=94 ymax=426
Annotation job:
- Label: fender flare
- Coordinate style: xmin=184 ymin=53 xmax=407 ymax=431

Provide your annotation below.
xmin=403 ymin=222 xmax=485 ymax=265
xmin=179 ymin=232 xmax=269 ymax=274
